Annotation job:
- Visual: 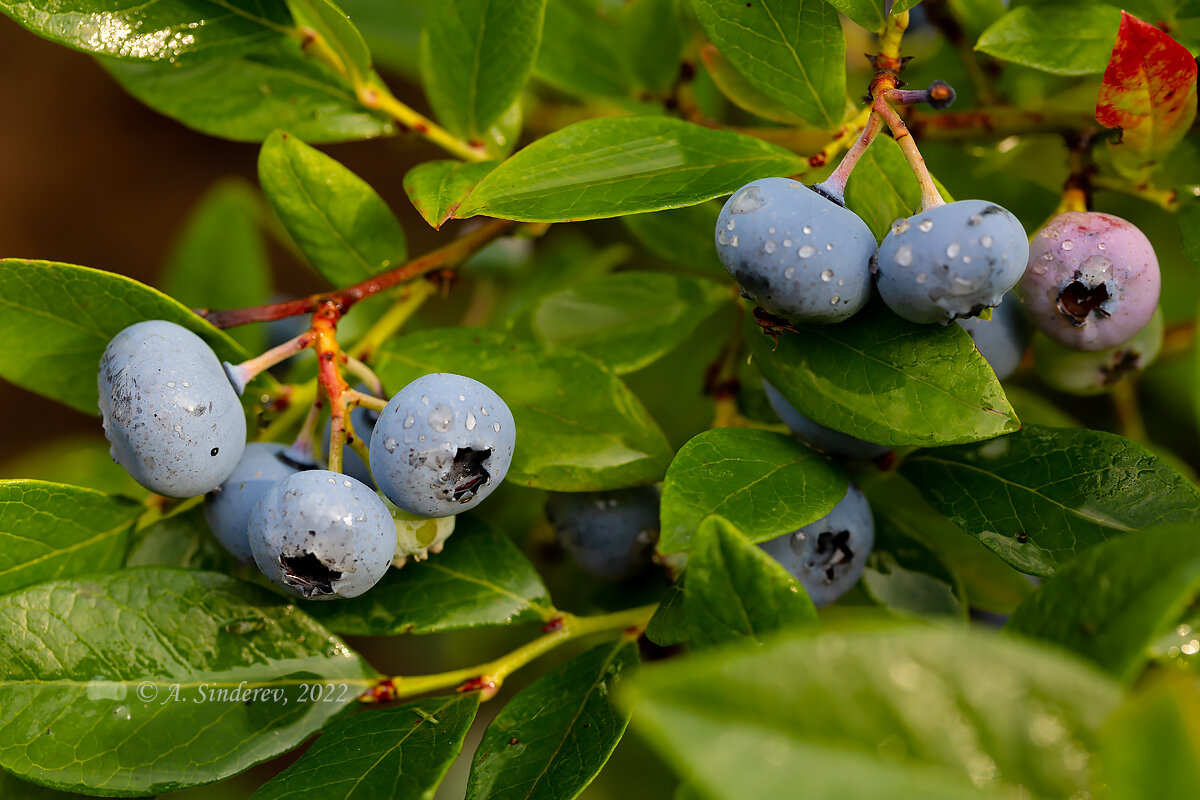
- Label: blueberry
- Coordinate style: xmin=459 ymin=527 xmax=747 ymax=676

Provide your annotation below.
xmin=715 ymin=177 xmax=875 ymax=325
xmin=98 ymin=320 xmax=246 ymax=497
xmin=875 ymin=200 xmax=1029 ymax=325
xmin=248 ymin=470 xmax=394 ymax=600
xmin=762 ymin=380 xmax=890 ymax=460
xmin=204 ymin=442 xmax=319 ymax=562
xmin=955 ymin=293 xmax=1030 ymax=380
xmin=546 ymin=486 xmax=660 ymax=581
xmin=1020 ymin=211 xmax=1160 ymax=351
xmin=759 ymin=484 xmax=874 ymax=607
xmin=1033 ymin=306 xmax=1163 ymax=396
xmin=370 ymin=373 xmax=516 ymax=517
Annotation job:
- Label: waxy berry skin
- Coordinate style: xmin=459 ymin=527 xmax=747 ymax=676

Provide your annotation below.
xmin=545 ymin=487 xmax=660 ymax=581
xmin=715 ymin=177 xmax=875 ymax=325
xmin=956 ymin=294 xmax=1030 ymax=381
xmin=762 ymin=381 xmax=890 ymax=460
xmin=1033 ymin=307 xmax=1163 ymax=396
xmin=1020 ymin=211 xmax=1160 ymax=351
xmin=98 ymin=320 xmax=246 ymax=498
xmin=875 ymin=200 xmax=1029 ymax=325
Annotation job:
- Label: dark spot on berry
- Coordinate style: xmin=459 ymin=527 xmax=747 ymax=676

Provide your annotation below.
xmin=1100 ymin=349 xmax=1142 ymax=385
xmin=279 ymin=552 xmax=341 ymax=597
xmin=210 ymin=447 xmax=219 ymax=457
xmin=448 ymin=447 xmax=491 ymax=502
xmin=810 ymin=530 xmax=855 ymax=583
xmin=1057 ymin=281 xmax=1111 ymax=325
xmin=979 ymin=205 xmax=1006 ymax=217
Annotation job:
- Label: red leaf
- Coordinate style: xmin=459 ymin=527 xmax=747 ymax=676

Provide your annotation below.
xmin=1095 ymin=12 xmax=1197 ymax=173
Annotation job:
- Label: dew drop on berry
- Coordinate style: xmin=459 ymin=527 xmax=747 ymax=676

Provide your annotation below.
xmin=980 ymin=235 xmax=994 ymax=248
xmin=825 ymin=243 xmax=834 ymax=251
xmin=493 ymin=422 xmax=502 ymax=432
xmin=466 ymin=412 xmax=477 ymax=431
xmin=821 ymin=269 xmax=834 ymax=282
xmin=896 ymin=245 xmax=913 ymax=266
xmin=968 ymin=214 xmax=983 ymax=226
xmin=830 ymin=294 xmax=840 ymax=305
xmin=784 ymin=267 xmax=795 ymax=279
xmin=726 ymin=219 xmax=735 ymax=231
xmin=802 ymin=225 xmax=812 ymax=235
xmin=916 ymin=272 xmax=927 ymax=283
xmin=403 ymin=415 xmax=414 ymax=429
xmin=1062 ymin=240 xmax=1074 ymax=251
xmin=764 ymin=240 xmax=777 ymax=254
xmin=1098 ymin=242 xmax=1107 ymax=250
xmin=892 ymin=219 xmax=909 ymax=235
xmin=768 ymin=227 xmax=776 ymax=234
xmin=919 ymin=219 xmax=934 ymax=232
xmin=782 ymin=239 xmax=793 ymax=248
xmin=798 ymin=245 xmax=816 ymax=258
xmin=946 ymin=242 xmax=961 ymax=259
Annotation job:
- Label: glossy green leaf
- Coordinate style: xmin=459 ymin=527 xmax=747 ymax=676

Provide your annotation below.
xmin=0 ymin=0 xmax=290 ymax=62
xmin=902 ymin=426 xmax=1200 ymax=576
xmin=375 ymin=328 xmax=673 ymax=491
xmin=250 ymin=694 xmax=479 ymax=800
xmin=976 ymin=5 xmax=1122 ymax=76
xmin=1096 ymin=673 xmax=1200 ymax=800
xmin=0 ymin=436 xmax=143 ymax=498
xmin=161 ymin=179 xmax=270 ymax=353
xmin=259 ymin=130 xmax=406 ymax=286
xmin=1006 ymin=523 xmax=1200 ymax=681
xmin=536 ymin=0 xmax=633 ymax=99
xmin=824 ymin=0 xmax=886 ymax=32
xmin=531 ymin=272 xmax=731 ymax=374
xmin=0 ymin=569 xmax=376 ymax=796
xmin=0 ymin=259 xmax=246 ymax=414
xmin=336 ymin=0 xmax=425 ymax=78
xmin=659 ymin=428 xmax=847 ymax=554
xmin=404 ymin=159 xmax=500 ymax=229
xmin=420 ymin=0 xmax=545 ymax=140
xmin=620 ymin=0 xmax=685 ymax=94
xmin=747 ymin=303 xmax=1019 ymax=448
xmin=454 ymin=117 xmax=806 ymax=222
xmin=1182 ymin=204 xmax=1200 ymax=269
xmin=625 ymin=625 xmax=1121 ymax=800
xmin=104 ymin=39 xmax=394 ymax=144
xmin=0 ymin=481 xmax=141 ymax=596
xmin=861 ymin=514 xmax=965 ymax=619
xmin=467 ymin=639 xmax=638 ymax=800
xmin=288 ymin=0 xmax=372 ymax=85
xmin=845 ymin=136 xmax=954 ymax=242
xmin=0 ymin=770 xmax=84 ymax=800
xmin=645 ymin=583 xmax=687 ymax=647
xmin=125 ymin=504 xmax=241 ymax=573
xmin=684 ymin=516 xmax=816 ymax=649
xmin=306 ymin=517 xmax=554 ymax=636
xmin=620 ymin=203 xmax=725 ymax=276
xmin=698 ymin=44 xmax=808 ymax=125
xmin=690 ymin=0 xmax=845 ymax=128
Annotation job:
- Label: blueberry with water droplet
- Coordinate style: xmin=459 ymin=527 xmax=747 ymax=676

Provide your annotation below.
xmin=715 ymin=177 xmax=874 ymax=324
xmin=370 ymin=373 xmax=515 ymax=517
xmin=546 ymin=486 xmax=660 ymax=581
xmin=875 ymin=200 xmax=1028 ymax=324
xmin=248 ymin=470 xmax=394 ymax=600
xmin=98 ymin=320 xmax=246 ymax=497
xmin=955 ymin=293 xmax=1030 ymax=380
xmin=1020 ymin=211 xmax=1160 ymax=351
xmin=763 ymin=380 xmax=890 ymax=460
xmin=759 ymin=484 xmax=874 ymax=607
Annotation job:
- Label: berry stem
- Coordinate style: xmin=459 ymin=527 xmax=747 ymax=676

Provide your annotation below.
xmin=342 ymin=354 xmax=385 ymax=397
xmin=349 ymin=280 xmax=438 ymax=362
xmin=203 ymin=219 xmax=514 ymax=329
xmin=223 ymin=330 xmax=315 ymax=395
xmin=312 ymin=302 xmax=350 ymax=474
xmin=1111 ymin=381 xmax=1148 ymax=442
xmin=361 ymin=604 xmax=656 ymax=704
xmin=291 ymin=401 xmax=323 ymax=463
xmin=874 ymin=97 xmax=946 ymax=210
xmin=345 ymin=389 xmax=388 ymax=413
xmin=814 ymin=112 xmax=883 ymax=203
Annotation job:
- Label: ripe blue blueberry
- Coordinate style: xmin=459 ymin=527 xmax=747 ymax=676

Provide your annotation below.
xmin=248 ymin=470 xmax=394 ymax=600
xmin=875 ymin=200 xmax=1029 ymax=325
xmin=546 ymin=487 xmax=660 ymax=581
xmin=98 ymin=320 xmax=246 ymax=497
xmin=370 ymin=373 xmax=516 ymax=517
xmin=955 ymin=293 xmax=1030 ymax=380
xmin=759 ymin=484 xmax=874 ymax=607
xmin=1033 ymin=306 xmax=1163 ymax=396
xmin=204 ymin=442 xmax=319 ymax=562
xmin=762 ymin=380 xmax=889 ymax=461
xmin=715 ymin=177 xmax=875 ymax=325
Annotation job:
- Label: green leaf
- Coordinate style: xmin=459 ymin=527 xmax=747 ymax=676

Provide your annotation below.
xmin=0 ymin=0 xmax=290 ymax=62
xmin=625 ymin=625 xmax=1122 ymax=800
xmin=0 ymin=481 xmax=141 ymax=596
xmin=620 ymin=0 xmax=685 ymax=94
xmin=844 ymin=136 xmax=954 ymax=242
xmin=976 ymin=5 xmax=1123 ymax=76
xmin=0 ymin=259 xmax=246 ymax=414
xmin=0 ymin=568 xmax=376 ymax=796
xmin=659 ymin=428 xmax=847 ymax=555
xmin=288 ymin=0 xmax=373 ymax=86
xmin=689 ymin=0 xmax=845 ymax=128
xmin=823 ymin=0 xmax=886 ymax=32
xmin=531 ymin=272 xmax=730 ymax=374
xmin=0 ymin=770 xmax=84 ymax=800
xmin=420 ymin=0 xmax=546 ymax=141
xmin=467 ymin=639 xmax=638 ymax=800
xmin=336 ymin=0 xmax=425 ymax=78
xmin=620 ymin=203 xmax=725 ymax=276
xmin=1180 ymin=195 xmax=1200 ymax=269
xmin=250 ymin=694 xmax=479 ymax=800
xmin=645 ymin=583 xmax=687 ymax=646
xmin=125 ymin=504 xmax=241 ymax=572
xmin=684 ymin=516 xmax=816 ymax=649
xmin=375 ymin=328 xmax=673 ymax=491
xmin=902 ymin=426 xmax=1200 ymax=576
xmin=747 ymin=303 xmax=1019 ymax=448
xmin=0 ymin=435 xmax=142 ymax=497
xmin=258 ymin=130 xmax=406 ymax=286
xmin=454 ymin=117 xmax=806 ymax=222
xmin=698 ymin=43 xmax=809 ymax=125
xmin=861 ymin=515 xmax=965 ymax=619
xmin=104 ymin=38 xmax=394 ymax=144
xmin=161 ymin=179 xmax=270 ymax=354
xmin=1096 ymin=673 xmax=1200 ymax=800
xmin=1005 ymin=523 xmax=1200 ymax=681
xmin=404 ymin=159 xmax=500 ymax=229
xmin=536 ymin=0 xmax=634 ymax=99
xmin=306 ymin=517 xmax=553 ymax=636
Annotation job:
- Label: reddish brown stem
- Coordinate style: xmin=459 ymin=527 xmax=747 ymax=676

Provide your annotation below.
xmin=203 ymin=219 xmax=515 ymax=329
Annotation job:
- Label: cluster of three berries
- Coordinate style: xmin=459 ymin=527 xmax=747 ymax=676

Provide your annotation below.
xmin=98 ymin=320 xmax=515 ymax=600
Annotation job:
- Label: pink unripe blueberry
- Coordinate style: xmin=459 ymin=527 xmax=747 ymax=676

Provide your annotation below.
xmin=1020 ymin=212 xmax=1159 ymax=351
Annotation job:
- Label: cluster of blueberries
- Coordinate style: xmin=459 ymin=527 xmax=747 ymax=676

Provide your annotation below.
xmin=98 ymin=320 xmax=515 ymax=600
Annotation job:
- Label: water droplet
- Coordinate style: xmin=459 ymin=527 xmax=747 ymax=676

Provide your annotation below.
xmin=962 ymin=255 xmax=972 ymax=264
xmin=968 ymin=214 xmax=983 ymax=226
xmin=466 ymin=411 xmax=477 ymax=431
xmin=480 ymin=406 xmax=489 ymax=416
xmin=916 ymin=272 xmax=927 ymax=283
xmin=892 ymin=219 xmax=910 ymax=235
xmin=896 ymin=245 xmax=913 ymax=267
xmin=113 ymin=705 xmax=130 ymax=721
xmin=820 ymin=269 xmax=834 ymax=282
xmin=1032 ymin=264 xmax=1048 ymax=276
xmin=1062 ymin=240 xmax=1074 ymax=251
xmin=825 ymin=243 xmax=833 ymax=251
xmin=980 ymin=235 xmax=993 ymax=248
xmin=493 ymin=422 xmax=501 ymax=432
xmin=181 ymin=382 xmax=190 ymax=388
xmin=726 ymin=219 xmax=735 ymax=231
xmin=418 ymin=434 xmax=426 ymax=442
xmin=946 ymin=242 xmax=961 ymax=259
xmin=730 ymin=235 xmax=738 ymax=247
xmin=798 ymin=245 xmax=816 ymax=258
xmin=763 ymin=240 xmax=777 ymax=254
xmin=919 ymin=219 xmax=934 ymax=232
xmin=421 ymin=396 xmax=429 ymax=406
xmin=458 ymin=395 xmax=466 ymax=402
xmin=768 ymin=226 xmax=776 ymax=234
xmin=802 ymin=225 xmax=812 ymax=235
xmin=165 ymin=381 xmax=175 ymax=388
xmin=429 ymin=404 xmax=453 ymax=432
xmin=784 ymin=267 xmax=795 ymax=279
xmin=1098 ymin=242 xmax=1107 ymax=250
xmin=729 ymin=185 xmax=764 ymax=213
xmin=782 ymin=239 xmax=793 ymax=248
xmin=838 ymin=279 xmax=844 ymax=287
xmin=717 ymin=228 xmax=732 ymax=246
xmin=403 ymin=415 xmax=414 ymax=429
xmin=830 ymin=294 xmax=840 ymax=305
xmin=383 ymin=436 xmax=398 ymax=453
